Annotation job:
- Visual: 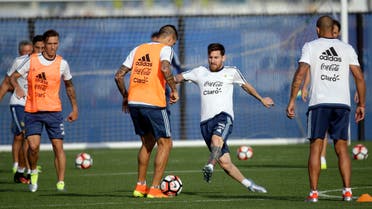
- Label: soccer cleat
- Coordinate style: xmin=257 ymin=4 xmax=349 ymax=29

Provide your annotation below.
xmin=321 ymin=162 xmax=327 ymax=170
xmin=147 ymin=187 xmax=168 ymax=198
xmin=133 ymin=184 xmax=148 ymax=197
xmin=247 ymin=179 xmax=267 ymax=193
xmin=305 ymin=191 xmax=319 ymax=202
xmin=29 ymin=173 xmax=38 ymax=192
xmin=343 ymin=191 xmax=353 ymax=202
xmin=56 ymin=181 xmax=65 ymax=191
xmin=202 ymin=164 xmax=213 ymax=183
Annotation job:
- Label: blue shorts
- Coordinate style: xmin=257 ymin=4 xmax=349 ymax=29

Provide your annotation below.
xmin=200 ymin=112 xmax=233 ymax=154
xmin=10 ymin=105 xmax=25 ymax=136
xmin=307 ymin=106 xmax=350 ymax=140
xmin=24 ymin=111 xmax=65 ymax=140
xmin=128 ymin=105 xmax=171 ymax=140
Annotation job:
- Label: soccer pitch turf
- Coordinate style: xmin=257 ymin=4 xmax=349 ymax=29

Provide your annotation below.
xmin=0 ymin=142 xmax=371 ymax=209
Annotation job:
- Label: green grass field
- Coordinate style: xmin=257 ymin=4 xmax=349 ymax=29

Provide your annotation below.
xmin=0 ymin=142 xmax=371 ymax=209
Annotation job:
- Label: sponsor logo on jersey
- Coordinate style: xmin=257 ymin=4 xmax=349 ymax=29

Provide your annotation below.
xmin=319 ymin=47 xmax=342 ymax=62
xmin=136 ymin=54 xmax=152 ymax=67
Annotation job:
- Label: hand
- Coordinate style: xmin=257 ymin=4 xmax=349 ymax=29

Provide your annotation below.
xmin=66 ymin=110 xmax=78 ymax=122
xmin=301 ymin=88 xmax=308 ymax=102
xmin=286 ymin=102 xmax=296 ymax=119
xmin=262 ymin=97 xmax=274 ymax=108
xmin=169 ymin=91 xmax=179 ymax=104
xmin=15 ymin=87 xmax=26 ymax=100
xmin=355 ymin=106 xmax=365 ymax=123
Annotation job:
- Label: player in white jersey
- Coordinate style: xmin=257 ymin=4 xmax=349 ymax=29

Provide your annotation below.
xmin=175 ymin=43 xmax=274 ymax=193
xmin=301 ymin=19 xmax=341 ymax=170
xmin=0 ymin=40 xmax=33 ymax=183
xmin=286 ymin=15 xmax=366 ymax=202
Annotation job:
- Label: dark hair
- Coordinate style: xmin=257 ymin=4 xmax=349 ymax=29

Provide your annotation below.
xmin=333 ymin=19 xmax=341 ymax=32
xmin=158 ymin=24 xmax=178 ymax=40
xmin=42 ymin=29 xmax=59 ymax=42
xmin=208 ymin=43 xmax=225 ymax=56
xmin=32 ymin=35 xmax=43 ymax=45
xmin=316 ymin=15 xmax=333 ymax=30
xmin=151 ymin=31 xmax=159 ymax=39
xmin=18 ymin=40 xmax=32 ymax=53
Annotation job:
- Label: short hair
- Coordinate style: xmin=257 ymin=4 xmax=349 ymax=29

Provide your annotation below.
xmin=158 ymin=24 xmax=178 ymax=40
xmin=316 ymin=15 xmax=333 ymax=31
xmin=18 ymin=40 xmax=32 ymax=53
xmin=333 ymin=19 xmax=341 ymax=32
xmin=42 ymin=29 xmax=59 ymax=42
xmin=208 ymin=43 xmax=225 ymax=56
xmin=32 ymin=35 xmax=43 ymax=45
xmin=151 ymin=31 xmax=159 ymax=39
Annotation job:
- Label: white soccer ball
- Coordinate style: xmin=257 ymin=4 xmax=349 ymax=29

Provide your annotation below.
xmin=75 ymin=152 xmax=93 ymax=169
xmin=160 ymin=175 xmax=183 ymax=196
xmin=237 ymin=145 xmax=253 ymax=160
xmin=352 ymin=144 xmax=368 ymax=160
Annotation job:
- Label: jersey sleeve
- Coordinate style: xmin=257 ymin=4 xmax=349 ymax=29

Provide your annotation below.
xmin=348 ymin=46 xmax=360 ymax=66
xmin=160 ymin=46 xmax=173 ymax=63
xmin=232 ymin=67 xmax=247 ymax=85
xmin=122 ymin=46 xmax=138 ymax=69
xmin=182 ymin=67 xmax=200 ymax=82
xmin=61 ymin=60 xmax=72 ymax=81
xmin=299 ymin=42 xmax=310 ymax=64
xmin=15 ymin=56 xmax=31 ymax=78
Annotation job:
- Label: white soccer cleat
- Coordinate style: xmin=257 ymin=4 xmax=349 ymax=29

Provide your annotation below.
xmin=202 ymin=164 xmax=213 ymax=183
xmin=29 ymin=183 xmax=38 ymax=192
xmin=247 ymin=179 xmax=267 ymax=193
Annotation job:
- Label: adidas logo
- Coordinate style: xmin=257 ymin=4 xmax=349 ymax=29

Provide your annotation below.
xmin=319 ymin=47 xmax=342 ymax=62
xmin=36 ymin=72 xmax=46 ymax=80
xmin=135 ymin=54 xmax=152 ymax=67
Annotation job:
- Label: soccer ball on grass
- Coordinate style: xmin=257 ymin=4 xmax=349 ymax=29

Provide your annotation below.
xmin=75 ymin=152 xmax=93 ymax=169
xmin=237 ymin=145 xmax=253 ymax=160
xmin=160 ymin=175 xmax=183 ymax=196
xmin=352 ymin=144 xmax=368 ymax=160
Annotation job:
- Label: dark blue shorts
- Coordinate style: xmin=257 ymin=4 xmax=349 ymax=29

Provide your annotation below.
xmin=10 ymin=105 xmax=25 ymax=135
xmin=24 ymin=111 xmax=65 ymax=140
xmin=306 ymin=106 xmax=350 ymax=140
xmin=128 ymin=105 xmax=171 ymax=140
xmin=200 ymin=112 xmax=233 ymax=154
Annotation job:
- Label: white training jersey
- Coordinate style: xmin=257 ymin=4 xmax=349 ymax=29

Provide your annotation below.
xmin=17 ymin=53 xmax=72 ymax=81
xmin=6 ymin=55 xmax=29 ymax=106
xmin=122 ymin=42 xmax=174 ymax=69
xmin=299 ymin=38 xmax=359 ymax=107
xmin=182 ymin=66 xmax=246 ymax=122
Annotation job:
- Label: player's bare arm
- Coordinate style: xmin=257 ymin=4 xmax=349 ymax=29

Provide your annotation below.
xmin=241 ymin=83 xmax=274 ymax=108
xmin=0 ymin=76 xmax=13 ymax=102
xmin=301 ymin=69 xmax=311 ymax=102
xmin=161 ymin=60 xmax=179 ymax=104
xmin=9 ymin=71 xmax=25 ymax=99
xmin=64 ymin=79 xmax=78 ymax=122
xmin=286 ymin=62 xmax=309 ymax=119
xmin=350 ymin=64 xmax=366 ymax=122
xmin=114 ymin=65 xmax=131 ymax=112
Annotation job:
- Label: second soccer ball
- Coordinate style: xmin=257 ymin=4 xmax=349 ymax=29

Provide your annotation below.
xmin=237 ymin=145 xmax=253 ymax=160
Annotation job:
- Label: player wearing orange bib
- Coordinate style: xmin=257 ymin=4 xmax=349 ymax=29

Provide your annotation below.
xmin=10 ymin=29 xmax=78 ymax=192
xmin=115 ymin=25 xmax=179 ymax=198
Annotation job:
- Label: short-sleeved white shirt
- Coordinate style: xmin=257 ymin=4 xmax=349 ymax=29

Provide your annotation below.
xmin=299 ymin=38 xmax=359 ymax=107
xmin=16 ymin=53 xmax=72 ymax=81
xmin=182 ymin=66 xmax=246 ymax=122
xmin=122 ymin=42 xmax=173 ymax=69
xmin=7 ymin=55 xmax=29 ymax=106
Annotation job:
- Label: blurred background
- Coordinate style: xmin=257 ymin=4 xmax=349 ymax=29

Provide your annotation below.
xmin=0 ymin=0 xmax=371 ymax=147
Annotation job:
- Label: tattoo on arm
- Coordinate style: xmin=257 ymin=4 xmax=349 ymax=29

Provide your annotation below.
xmin=161 ymin=61 xmax=177 ymax=91
xmin=114 ymin=65 xmax=130 ymax=98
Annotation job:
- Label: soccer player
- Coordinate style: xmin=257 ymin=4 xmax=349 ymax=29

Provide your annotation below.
xmin=175 ymin=43 xmax=273 ymax=193
xmin=10 ymin=29 xmax=79 ymax=192
xmin=115 ymin=25 xmax=179 ymax=198
xmin=301 ymin=19 xmax=341 ymax=170
xmin=0 ymin=40 xmax=33 ymax=183
xmin=286 ymin=15 xmax=366 ymax=202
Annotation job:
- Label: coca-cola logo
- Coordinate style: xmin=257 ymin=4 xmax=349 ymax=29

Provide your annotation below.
xmin=203 ymin=81 xmax=223 ymax=87
xmin=133 ymin=68 xmax=151 ymax=75
xmin=321 ymin=63 xmax=339 ymax=71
